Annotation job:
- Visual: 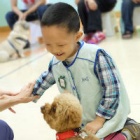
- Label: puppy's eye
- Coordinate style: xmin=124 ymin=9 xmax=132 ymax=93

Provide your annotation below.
xmin=52 ymin=106 xmax=56 ymax=112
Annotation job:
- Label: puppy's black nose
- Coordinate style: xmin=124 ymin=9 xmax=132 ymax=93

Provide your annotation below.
xmin=41 ymin=106 xmax=45 ymax=114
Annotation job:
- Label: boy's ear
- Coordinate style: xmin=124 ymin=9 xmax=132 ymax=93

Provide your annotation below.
xmin=76 ymin=30 xmax=84 ymax=42
xmin=75 ymin=19 xmax=84 ymax=42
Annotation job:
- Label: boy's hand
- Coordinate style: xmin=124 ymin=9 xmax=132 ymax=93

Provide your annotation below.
xmin=85 ymin=116 xmax=106 ymax=134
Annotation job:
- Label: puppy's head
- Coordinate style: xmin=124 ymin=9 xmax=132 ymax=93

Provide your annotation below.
xmin=13 ymin=20 xmax=29 ymax=32
xmin=41 ymin=93 xmax=82 ymax=132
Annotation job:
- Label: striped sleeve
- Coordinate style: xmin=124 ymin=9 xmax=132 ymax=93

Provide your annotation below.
xmin=95 ymin=50 xmax=120 ymax=119
xmin=32 ymin=71 xmax=55 ymax=97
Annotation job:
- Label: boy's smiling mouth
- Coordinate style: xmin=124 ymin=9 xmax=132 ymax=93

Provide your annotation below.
xmin=56 ymin=52 xmax=64 ymax=56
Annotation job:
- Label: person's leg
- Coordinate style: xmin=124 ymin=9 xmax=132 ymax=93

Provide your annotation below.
xmin=78 ymin=0 xmax=105 ymax=44
xmin=85 ymin=0 xmax=117 ymax=33
xmin=25 ymin=4 xmax=52 ymax=22
xmin=77 ymin=0 xmax=88 ymax=34
xmin=97 ymin=0 xmax=117 ymax=13
xmin=121 ymin=0 xmax=134 ymax=35
xmin=77 ymin=0 xmax=107 ymax=44
xmin=85 ymin=0 xmax=103 ymax=33
xmin=86 ymin=0 xmax=107 ymax=44
xmin=87 ymin=8 xmax=102 ymax=33
xmin=121 ymin=0 xmax=140 ymax=38
xmin=89 ymin=0 xmax=117 ymax=32
xmin=0 ymin=120 xmax=14 ymax=140
xmin=5 ymin=9 xmax=35 ymax=29
xmin=90 ymin=0 xmax=117 ymax=34
xmin=37 ymin=4 xmax=52 ymax=20
xmin=25 ymin=10 xmax=38 ymax=22
xmin=5 ymin=11 xmax=18 ymax=29
xmin=5 ymin=4 xmax=51 ymax=29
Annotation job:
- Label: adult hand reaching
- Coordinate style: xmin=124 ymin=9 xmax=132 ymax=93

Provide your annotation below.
xmin=0 ymin=82 xmax=39 ymax=112
xmin=16 ymin=82 xmax=39 ymax=103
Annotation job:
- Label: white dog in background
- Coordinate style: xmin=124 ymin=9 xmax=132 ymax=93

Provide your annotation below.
xmin=0 ymin=20 xmax=30 ymax=62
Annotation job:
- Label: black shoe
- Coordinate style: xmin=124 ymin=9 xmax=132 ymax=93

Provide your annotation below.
xmin=122 ymin=31 xmax=133 ymax=39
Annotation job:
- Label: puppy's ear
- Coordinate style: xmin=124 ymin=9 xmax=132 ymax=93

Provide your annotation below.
xmin=64 ymin=108 xmax=81 ymax=127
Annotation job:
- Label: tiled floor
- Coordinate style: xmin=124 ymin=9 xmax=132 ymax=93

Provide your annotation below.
xmin=0 ymin=32 xmax=140 ymax=140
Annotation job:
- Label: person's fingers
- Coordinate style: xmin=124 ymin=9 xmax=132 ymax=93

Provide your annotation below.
xmin=26 ymin=81 xmax=35 ymax=88
xmin=28 ymin=81 xmax=35 ymax=88
xmin=6 ymin=92 xmax=18 ymax=96
xmin=21 ymin=81 xmax=35 ymax=91
xmin=28 ymin=95 xmax=40 ymax=102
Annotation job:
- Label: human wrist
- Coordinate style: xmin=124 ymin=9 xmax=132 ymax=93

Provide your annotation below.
xmin=10 ymin=96 xmax=22 ymax=105
xmin=94 ymin=115 xmax=106 ymax=125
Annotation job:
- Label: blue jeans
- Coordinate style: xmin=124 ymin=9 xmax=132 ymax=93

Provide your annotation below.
xmin=121 ymin=0 xmax=140 ymax=34
xmin=5 ymin=4 xmax=51 ymax=29
xmin=0 ymin=120 xmax=14 ymax=140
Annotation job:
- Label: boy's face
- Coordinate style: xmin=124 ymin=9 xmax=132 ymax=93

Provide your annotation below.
xmin=42 ymin=25 xmax=82 ymax=61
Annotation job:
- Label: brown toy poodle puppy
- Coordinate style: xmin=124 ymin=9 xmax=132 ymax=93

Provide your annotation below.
xmin=41 ymin=93 xmax=99 ymax=140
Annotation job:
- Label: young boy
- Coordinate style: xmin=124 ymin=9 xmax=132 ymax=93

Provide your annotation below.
xmin=32 ymin=2 xmax=130 ymax=139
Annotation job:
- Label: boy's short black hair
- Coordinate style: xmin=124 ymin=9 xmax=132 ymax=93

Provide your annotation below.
xmin=41 ymin=2 xmax=80 ymax=33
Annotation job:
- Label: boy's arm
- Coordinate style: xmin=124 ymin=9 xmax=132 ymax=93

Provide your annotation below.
xmin=95 ymin=50 xmax=120 ymax=120
xmin=32 ymin=70 xmax=55 ymax=97
xmin=85 ymin=49 xmax=120 ymax=134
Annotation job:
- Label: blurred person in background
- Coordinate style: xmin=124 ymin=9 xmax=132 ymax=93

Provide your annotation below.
xmin=5 ymin=0 xmax=51 ymax=49
xmin=75 ymin=0 xmax=117 ymax=44
xmin=121 ymin=0 xmax=140 ymax=39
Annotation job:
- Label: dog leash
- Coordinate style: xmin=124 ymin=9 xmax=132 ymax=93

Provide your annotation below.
xmin=8 ymin=40 xmax=21 ymax=58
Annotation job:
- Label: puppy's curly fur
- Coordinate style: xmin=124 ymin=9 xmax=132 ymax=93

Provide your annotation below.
xmin=0 ymin=20 xmax=29 ymax=62
xmin=41 ymin=93 xmax=99 ymax=140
